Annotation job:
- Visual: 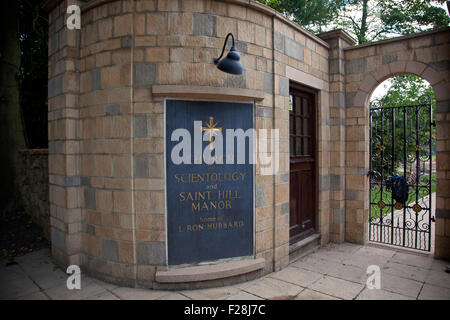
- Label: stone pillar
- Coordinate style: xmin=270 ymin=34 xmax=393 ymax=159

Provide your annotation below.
xmin=434 ymin=51 xmax=450 ymax=259
xmin=435 ymin=98 xmax=450 ymax=259
xmin=343 ymin=46 xmax=372 ymax=245
xmin=318 ymin=30 xmax=355 ymax=243
xmin=46 ymin=0 xmax=83 ymax=267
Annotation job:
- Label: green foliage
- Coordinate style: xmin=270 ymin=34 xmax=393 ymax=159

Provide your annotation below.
xmin=255 ymin=0 xmax=349 ymax=32
xmin=379 ymin=0 xmax=450 ymax=35
xmin=374 ymin=75 xmax=435 ymax=106
xmin=18 ymin=0 xmax=48 ymax=148
xmin=257 ymin=0 xmax=450 ymax=44
xmin=369 ymin=76 xmax=436 ymax=178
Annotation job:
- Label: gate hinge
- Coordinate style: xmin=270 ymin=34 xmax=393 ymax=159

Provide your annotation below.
xmin=431 ymin=121 xmax=436 ymax=127
xmin=431 ymin=216 xmax=436 ymax=223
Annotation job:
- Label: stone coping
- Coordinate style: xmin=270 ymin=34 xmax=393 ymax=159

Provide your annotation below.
xmin=317 ymin=29 xmax=357 ymax=46
xmin=344 ymin=26 xmax=450 ymax=51
xmin=152 ymin=85 xmax=265 ymax=102
xmin=155 ymin=258 xmax=265 ymax=283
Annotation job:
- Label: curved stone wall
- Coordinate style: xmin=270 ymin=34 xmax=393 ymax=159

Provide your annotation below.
xmin=46 ymin=0 xmax=332 ymax=288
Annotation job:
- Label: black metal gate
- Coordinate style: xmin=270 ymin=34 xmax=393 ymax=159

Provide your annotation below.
xmin=368 ymin=98 xmax=435 ymax=251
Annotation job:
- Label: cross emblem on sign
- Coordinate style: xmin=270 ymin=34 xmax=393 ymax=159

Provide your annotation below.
xmin=202 ymin=117 xmax=222 ymax=150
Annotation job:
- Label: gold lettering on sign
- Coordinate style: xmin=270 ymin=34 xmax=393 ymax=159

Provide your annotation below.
xmin=183 ymin=221 xmax=245 ymax=232
xmin=191 ymin=200 xmax=232 ymax=212
xmin=174 ymin=172 xmax=247 ymax=184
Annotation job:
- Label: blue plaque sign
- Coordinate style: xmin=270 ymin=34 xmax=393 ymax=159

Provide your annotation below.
xmin=165 ymin=100 xmax=254 ymax=265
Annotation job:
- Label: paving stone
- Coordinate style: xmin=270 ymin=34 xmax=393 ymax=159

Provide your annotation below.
xmin=226 ymin=291 xmax=263 ymax=300
xmin=16 ymin=291 xmax=50 ymax=300
xmin=232 ymin=278 xmax=263 ymax=290
xmin=44 ymin=277 xmax=107 ymax=300
xmin=354 ymin=245 xmax=396 ymax=258
xmin=424 ymin=269 xmax=450 ymax=289
xmin=308 ymin=249 xmax=350 ymax=263
xmin=294 ymin=289 xmax=340 ymax=300
xmin=382 ymin=262 xmax=429 ymax=282
xmin=4 ymin=243 xmax=450 ymax=300
xmin=157 ymin=292 xmax=191 ymax=300
xmin=291 ymin=255 xmax=342 ymax=275
xmin=243 ymin=277 xmax=303 ymax=300
xmin=27 ymin=267 xmax=67 ymax=290
xmin=418 ymin=284 xmax=450 ymax=300
xmin=326 ymin=263 xmax=366 ymax=284
xmin=357 ymin=288 xmax=413 ymax=300
xmin=430 ymin=258 xmax=450 ymax=272
xmin=310 ymin=276 xmax=364 ymax=300
xmin=112 ymin=287 xmax=168 ymax=300
xmin=83 ymin=291 xmax=120 ymax=300
xmin=14 ymin=248 xmax=51 ymax=267
xmin=380 ymin=273 xmax=423 ymax=298
xmin=322 ymin=242 xmax=362 ymax=254
xmin=269 ymin=267 xmax=323 ymax=288
xmin=9 ymin=249 xmax=68 ymax=289
xmin=389 ymin=252 xmax=434 ymax=269
xmin=181 ymin=286 xmax=240 ymax=300
xmin=342 ymin=253 xmax=390 ymax=270
xmin=91 ymin=278 xmax=119 ymax=291
xmin=0 ymin=265 xmax=41 ymax=300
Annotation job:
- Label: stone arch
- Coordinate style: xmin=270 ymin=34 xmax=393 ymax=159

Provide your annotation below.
xmin=344 ymin=30 xmax=450 ymax=259
xmin=354 ymin=60 xmax=448 ymax=108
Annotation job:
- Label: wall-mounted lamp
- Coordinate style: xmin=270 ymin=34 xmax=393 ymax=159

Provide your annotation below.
xmin=213 ymin=33 xmax=243 ymax=75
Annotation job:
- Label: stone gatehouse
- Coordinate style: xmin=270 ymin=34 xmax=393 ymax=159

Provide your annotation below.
xmin=42 ymin=0 xmax=450 ymax=289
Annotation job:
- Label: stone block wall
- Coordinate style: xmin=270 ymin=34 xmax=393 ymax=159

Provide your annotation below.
xmin=318 ymin=30 xmax=356 ymax=244
xmin=44 ymin=0 xmax=335 ymax=287
xmin=47 ymin=0 xmax=83 ymax=268
xmin=343 ymin=28 xmax=450 ymax=257
xmin=17 ymin=149 xmax=50 ymax=240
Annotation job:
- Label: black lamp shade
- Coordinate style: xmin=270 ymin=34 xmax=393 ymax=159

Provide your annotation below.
xmin=214 ymin=33 xmax=244 ymax=75
xmin=216 ymin=46 xmax=243 ymax=75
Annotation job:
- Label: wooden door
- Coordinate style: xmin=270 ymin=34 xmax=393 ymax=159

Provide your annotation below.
xmin=289 ymin=85 xmax=316 ymax=243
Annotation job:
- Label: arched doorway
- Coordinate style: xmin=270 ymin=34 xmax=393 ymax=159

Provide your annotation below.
xmin=367 ymin=75 xmax=436 ymax=252
xmin=340 ymin=28 xmax=450 ymax=261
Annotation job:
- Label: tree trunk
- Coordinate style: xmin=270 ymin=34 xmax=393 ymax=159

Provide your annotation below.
xmin=0 ymin=0 xmax=26 ymax=212
xmin=359 ymin=0 xmax=369 ymax=44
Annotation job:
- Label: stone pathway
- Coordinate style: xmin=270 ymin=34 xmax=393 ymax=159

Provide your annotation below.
xmin=1 ymin=242 xmax=449 ymax=300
